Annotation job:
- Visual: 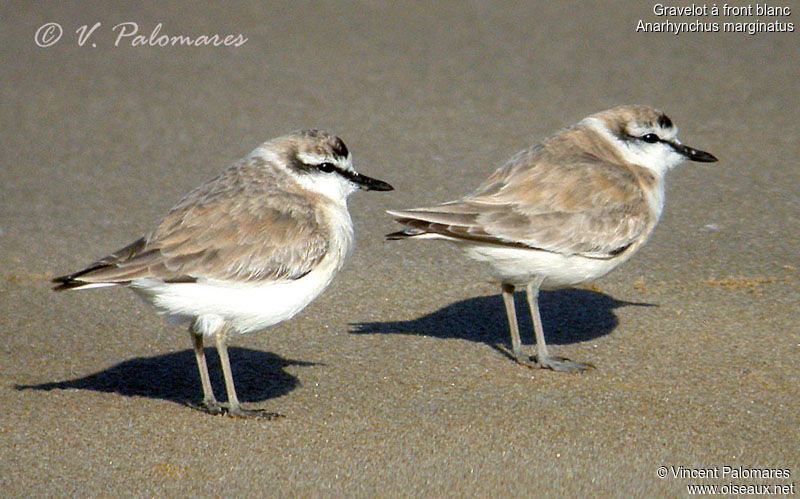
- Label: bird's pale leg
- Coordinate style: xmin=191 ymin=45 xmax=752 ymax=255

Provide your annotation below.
xmin=525 ymin=280 xmax=593 ymax=373
xmin=214 ymin=324 xmax=242 ymax=413
xmin=189 ymin=323 xmax=223 ymax=415
xmin=502 ymin=283 xmax=534 ymax=367
xmin=214 ymin=324 xmax=279 ymax=419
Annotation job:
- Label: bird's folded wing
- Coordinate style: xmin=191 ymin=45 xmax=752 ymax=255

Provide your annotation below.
xmin=390 ymin=154 xmax=651 ymax=258
xmin=58 ymin=191 xmax=328 ymax=286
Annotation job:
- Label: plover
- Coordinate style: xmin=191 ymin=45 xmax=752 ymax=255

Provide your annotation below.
xmin=386 ymin=105 xmax=717 ymax=371
xmin=53 ymin=129 xmax=393 ymax=417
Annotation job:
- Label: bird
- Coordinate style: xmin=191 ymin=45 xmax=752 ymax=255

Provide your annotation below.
xmin=53 ymin=129 xmax=393 ymax=417
xmin=386 ymin=105 xmax=717 ymax=372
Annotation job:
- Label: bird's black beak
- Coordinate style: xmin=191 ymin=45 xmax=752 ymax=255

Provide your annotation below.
xmin=350 ymin=172 xmax=394 ymax=191
xmin=677 ymin=143 xmax=718 ymax=163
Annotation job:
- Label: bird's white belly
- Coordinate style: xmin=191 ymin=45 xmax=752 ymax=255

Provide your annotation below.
xmin=130 ymin=199 xmax=354 ymax=337
xmin=462 ymin=244 xmax=626 ymax=289
xmin=130 ymin=259 xmax=340 ymax=336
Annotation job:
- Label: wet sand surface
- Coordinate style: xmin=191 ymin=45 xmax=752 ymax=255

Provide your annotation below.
xmin=2 ymin=2 xmax=798 ymax=495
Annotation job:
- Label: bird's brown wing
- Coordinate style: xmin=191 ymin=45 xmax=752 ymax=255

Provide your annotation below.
xmin=53 ymin=160 xmax=329 ymax=290
xmin=388 ymin=151 xmax=652 ymax=259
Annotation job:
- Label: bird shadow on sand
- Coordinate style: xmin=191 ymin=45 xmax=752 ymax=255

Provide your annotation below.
xmin=14 ymin=348 xmax=316 ymax=407
xmin=351 ymin=289 xmax=656 ymax=360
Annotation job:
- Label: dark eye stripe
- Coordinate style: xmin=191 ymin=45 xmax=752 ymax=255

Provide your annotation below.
xmin=289 ymin=152 xmax=344 ymax=175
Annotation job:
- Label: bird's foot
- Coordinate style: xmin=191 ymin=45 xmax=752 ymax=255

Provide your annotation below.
xmin=187 ymin=400 xmax=283 ymax=419
xmin=512 ymin=350 xmax=539 ymax=369
xmin=187 ymin=398 xmax=226 ymax=415
xmin=535 ymin=355 xmax=594 ymax=373
xmin=225 ymin=405 xmax=284 ymax=420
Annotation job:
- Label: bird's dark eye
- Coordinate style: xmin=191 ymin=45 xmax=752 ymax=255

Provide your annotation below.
xmin=318 ymin=162 xmax=336 ymax=173
xmin=641 ymin=133 xmax=660 ymax=143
